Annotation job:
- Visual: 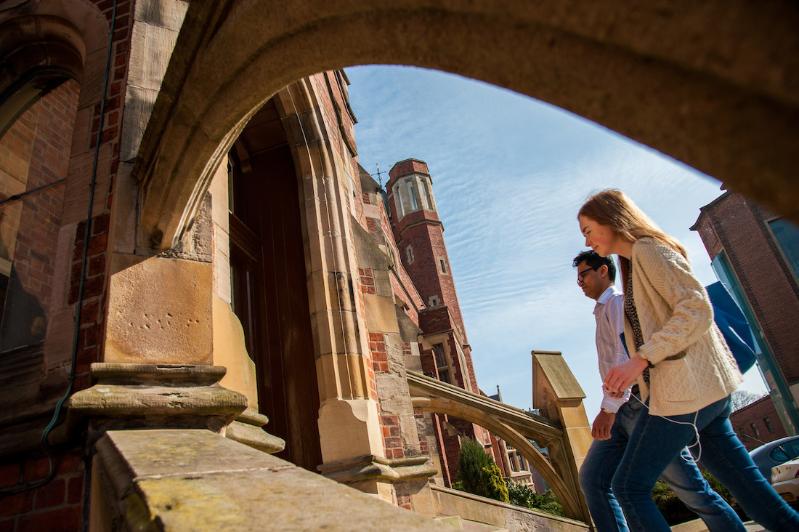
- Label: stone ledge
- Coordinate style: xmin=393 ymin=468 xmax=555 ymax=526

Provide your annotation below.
xmin=89 ymin=363 xmax=226 ymax=386
xmin=318 ymin=453 xmax=437 ymax=484
xmin=93 ymin=429 xmax=444 ymax=531
xmin=225 ymin=408 xmax=285 ymax=454
xmin=66 ymin=363 xmax=247 ymax=436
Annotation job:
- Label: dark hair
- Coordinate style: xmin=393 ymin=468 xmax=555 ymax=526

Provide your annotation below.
xmin=572 ymin=250 xmax=616 ymax=282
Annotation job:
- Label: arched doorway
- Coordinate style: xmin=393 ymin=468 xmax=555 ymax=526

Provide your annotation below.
xmin=227 ymin=98 xmax=323 ymax=470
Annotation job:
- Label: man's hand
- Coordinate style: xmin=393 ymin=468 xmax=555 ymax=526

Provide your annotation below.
xmin=604 ymin=357 xmax=648 ymax=394
xmin=592 ymin=410 xmax=615 ymax=440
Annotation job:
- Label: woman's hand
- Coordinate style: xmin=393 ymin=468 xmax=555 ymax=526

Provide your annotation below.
xmin=604 ymin=357 xmax=649 ymax=394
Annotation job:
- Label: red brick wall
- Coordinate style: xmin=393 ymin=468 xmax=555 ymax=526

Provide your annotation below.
xmin=694 ymin=193 xmax=799 ymax=384
xmin=369 ymin=332 xmax=404 ymax=459
xmin=731 ymin=395 xmax=788 ymax=451
xmin=0 ymin=80 xmax=79 ymax=316
xmin=0 ymin=1 xmax=132 ymax=527
xmin=0 ymin=449 xmax=84 ymax=532
xmin=69 ymin=212 xmax=110 ymax=390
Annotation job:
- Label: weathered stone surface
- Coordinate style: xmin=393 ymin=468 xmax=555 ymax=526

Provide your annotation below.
xmin=94 ymin=430 xmax=444 ymax=531
xmin=68 ymin=383 xmax=244 ymax=417
xmin=225 ymin=418 xmax=285 ymax=454
xmin=363 ymin=293 xmax=401 ymax=333
xmin=105 ymin=256 xmax=213 ymax=364
xmin=134 ymin=0 xmax=188 ymax=31
xmin=318 ymin=398 xmax=384 ymax=463
xmin=90 ymin=363 xmax=225 ymax=386
xmin=318 ymin=454 xmax=436 ymax=484
xmin=67 ymin=363 xmax=247 ymax=435
xmin=430 ymin=485 xmax=589 ymax=532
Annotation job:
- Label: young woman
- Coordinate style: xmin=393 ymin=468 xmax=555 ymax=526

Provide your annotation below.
xmin=577 ymin=189 xmax=799 ymax=532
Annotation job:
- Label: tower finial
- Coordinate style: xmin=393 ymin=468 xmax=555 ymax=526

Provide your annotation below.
xmin=374 ymin=163 xmax=385 ymax=189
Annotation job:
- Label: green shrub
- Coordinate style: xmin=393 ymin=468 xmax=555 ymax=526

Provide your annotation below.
xmin=482 ymin=463 xmax=510 ymax=503
xmin=457 ymin=438 xmax=508 ymax=503
xmin=508 ymin=481 xmax=536 ymax=508
xmin=507 ymin=481 xmax=564 ymax=517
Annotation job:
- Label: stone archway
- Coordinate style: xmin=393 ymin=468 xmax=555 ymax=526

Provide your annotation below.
xmin=134 ymin=1 xmax=799 ymax=251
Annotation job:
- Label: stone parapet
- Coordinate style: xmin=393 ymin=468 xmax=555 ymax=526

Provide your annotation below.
xmin=90 ymin=430 xmax=444 ymax=531
xmin=429 ymin=485 xmax=590 ymax=532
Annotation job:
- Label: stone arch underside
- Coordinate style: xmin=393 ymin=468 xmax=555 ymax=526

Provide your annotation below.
xmin=0 ymin=0 xmax=110 ymax=135
xmin=408 ymin=372 xmax=590 ymax=523
xmin=134 ymin=0 xmax=799 ymax=251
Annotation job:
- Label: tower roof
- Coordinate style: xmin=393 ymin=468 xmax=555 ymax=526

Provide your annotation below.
xmin=387 ymin=158 xmax=430 ymax=189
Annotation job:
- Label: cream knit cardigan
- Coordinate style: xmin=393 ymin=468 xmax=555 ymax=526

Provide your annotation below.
xmin=623 ymin=237 xmax=742 ymax=416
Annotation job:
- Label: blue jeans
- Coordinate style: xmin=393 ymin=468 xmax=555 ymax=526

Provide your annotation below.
xmin=613 ymin=396 xmax=799 ymax=532
xmin=580 ymin=399 xmax=744 ymax=532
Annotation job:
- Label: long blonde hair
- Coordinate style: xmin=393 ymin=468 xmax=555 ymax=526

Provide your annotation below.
xmin=578 ymin=189 xmax=687 ymax=283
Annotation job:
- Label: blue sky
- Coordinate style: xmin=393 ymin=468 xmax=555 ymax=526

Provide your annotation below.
xmin=345 ymin=65 xmax=767 ymax=419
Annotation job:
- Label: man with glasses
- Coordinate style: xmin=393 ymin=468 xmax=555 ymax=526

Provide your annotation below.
xmin=573 ymin=250 xmax=744 ymax=531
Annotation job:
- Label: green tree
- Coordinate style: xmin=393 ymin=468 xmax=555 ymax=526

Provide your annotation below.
xmin=457 ymin=438 xmax=509 ymax=503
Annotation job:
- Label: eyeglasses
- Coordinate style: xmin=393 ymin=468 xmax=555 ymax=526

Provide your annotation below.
xmin=577 ymin=267 xmax=596 ymax=284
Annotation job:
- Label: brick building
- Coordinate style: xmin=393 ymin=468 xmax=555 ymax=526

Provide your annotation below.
xmin=692 ymin=191 xmax=799 ymax=435
xmin=731 ymin=396 xmax=789 ymax=451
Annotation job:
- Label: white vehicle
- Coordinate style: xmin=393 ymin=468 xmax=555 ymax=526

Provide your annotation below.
xmin=771 ymin=458 xmax=799 ymax=504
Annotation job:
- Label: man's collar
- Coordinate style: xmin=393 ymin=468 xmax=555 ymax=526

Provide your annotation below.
xmin=596 ymin=285 xmax=619 ymax=305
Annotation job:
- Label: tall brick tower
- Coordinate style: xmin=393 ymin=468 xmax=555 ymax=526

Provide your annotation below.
xmin=387 ymin=160 xmax=465 ymax=331
xmin=386 ymin=159 xmax=478 ymax=391
xmin=386 ymin=158 xmax=490 ymax=484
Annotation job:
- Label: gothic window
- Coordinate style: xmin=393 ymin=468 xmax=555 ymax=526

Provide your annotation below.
xmin=392 ymin=183 xmax=404 ymax=218
xmin=408 ymin=181 xmax=419 ymax=211
xmin=439 ymin=258 xmax=449 ymax=274
xmin=425 ymin=180 xmax=435 ymax=211
xmin=400 ymin=182 xmax=413 ymax=215
xmin=764 ymin=416 xmax=774 ymax=433
xmin=749 ymin=422 xmax=760 ymax=439
xmin=405 ymin=245 xmax=414 ymax=265
xmin=428 ymin=295 xmax=440 ymax=307
xmin=432 ymin=343 xmax=450 ymax=384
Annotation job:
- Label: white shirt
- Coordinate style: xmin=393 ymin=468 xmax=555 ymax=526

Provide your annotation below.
xmin=593 ymin=285 xmax=632 ymax=413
